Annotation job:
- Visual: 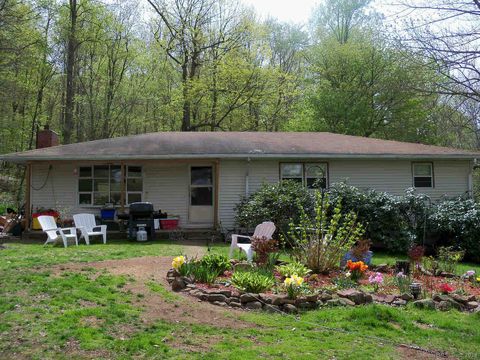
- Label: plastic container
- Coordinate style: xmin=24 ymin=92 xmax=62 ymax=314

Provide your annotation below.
xmin=101 ymin=208 xmax=116 ymax=220
xmin=136 ymin=227 xmax=148 ymax=241
xmin=160 ymin=218 xmax=179 ymax=230
xmin=32 ymin=211 xmax=59 ymax=230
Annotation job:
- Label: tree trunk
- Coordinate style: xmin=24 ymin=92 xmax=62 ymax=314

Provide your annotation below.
xmin=63 ymin=0 xmax=78 ymax=144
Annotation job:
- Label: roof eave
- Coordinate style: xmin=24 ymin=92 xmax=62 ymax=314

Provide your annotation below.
xmin=1 ymin=153 xmax=479 ymax=163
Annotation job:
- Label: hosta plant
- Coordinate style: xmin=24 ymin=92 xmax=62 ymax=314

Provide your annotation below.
xmin=276 ymin=262 xmax=311 ymax=278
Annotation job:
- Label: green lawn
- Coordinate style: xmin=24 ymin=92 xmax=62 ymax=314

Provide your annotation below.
xmin=1 ymin=240 xmax=479 ymax=359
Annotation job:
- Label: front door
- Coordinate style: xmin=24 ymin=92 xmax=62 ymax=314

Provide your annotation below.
xmin=188 ymin=166 xmax=214 ymax=224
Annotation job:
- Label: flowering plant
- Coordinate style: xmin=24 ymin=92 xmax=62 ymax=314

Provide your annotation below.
xmin=438 ymin=283 xmax=454 ymax=294
xmin=346 ymin=260 xmax=368 ymax=281
xmin=393 ymin=271 xmax=411 ymax=293
xmin=284 ymin=274 xmax=305 ymax=299
xmin=368 ymin=272 xmax=383 ymax=292
xmin=172 ymin=256 xmax=186 ymax=270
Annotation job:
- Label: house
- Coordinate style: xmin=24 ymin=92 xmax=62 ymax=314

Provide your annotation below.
xmin=1 ymin=130 xmax=479 ymax=231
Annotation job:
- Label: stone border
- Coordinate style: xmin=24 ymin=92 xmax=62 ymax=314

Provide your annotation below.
xmin=166 ymin=270 xmax=480 ymax=313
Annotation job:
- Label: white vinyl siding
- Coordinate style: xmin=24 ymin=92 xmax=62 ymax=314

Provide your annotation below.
xmin=30 ymin=159 xmax=472 ymax=230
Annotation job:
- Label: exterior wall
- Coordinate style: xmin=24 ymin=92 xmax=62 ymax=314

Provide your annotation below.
xmin=30 ymin=158 xmax=472 ymax=231
xmin=217 ymin=159 xmax=472 ymax=229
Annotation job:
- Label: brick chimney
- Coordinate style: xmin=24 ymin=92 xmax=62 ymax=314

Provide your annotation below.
xmin=36 ymin=124 xmax=59 ymax=149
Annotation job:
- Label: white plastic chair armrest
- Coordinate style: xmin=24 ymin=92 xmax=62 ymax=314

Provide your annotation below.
xmin=93 ymin=225 xmax=107 ymax=233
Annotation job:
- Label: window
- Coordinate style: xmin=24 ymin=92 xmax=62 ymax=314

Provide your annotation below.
xmin=412 ymin=163 xmax=433 ymax=188
xmin=190 ymin=166 xmax=213 ymax=206
xmin=280 ymin=163 xmax=328 ymax=189
xmin=78 ymin=165 xmax=143 ymax=206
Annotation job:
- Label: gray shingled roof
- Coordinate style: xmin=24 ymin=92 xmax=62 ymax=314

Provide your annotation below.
xmin=1 ymin=132 xmax=479 ymax=163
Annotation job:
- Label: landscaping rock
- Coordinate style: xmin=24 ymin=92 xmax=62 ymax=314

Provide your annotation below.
xmin=306 ymin=294 xmax=318 ymax=302
xmin=318 ymin=293 xmax=333 ymax=302
xmin=374 ymin=264 xmax=390 ymax=273
xmin=240 ymin=293 xmax=259 ymax=303
xmin=413 ymin=299 xmax=435 ymax=310
xmin=264 ymin=304 xmax=281 ymax=313
xmin=259 ymin=293 xmax=273 ymax=304
xmin=337 ymin=289 xmax=371 ymax=305
xmin=234 ymin=262 xmax=253 ymax=272
xmin=399 ymin=293 xmax=414 ymax=301
xmin=298 ymin=302 xmax=316 ymax=310
xmin=433 ymin=294 xmax=450 ymax=302
xmin=436 ymin=301 xmax=452 ymax=311
xmin=207 ymin=294 xmax=228 ymax=303
xmin=467 ymin=295 xmax=477 ymax=302
xmin=450 ymin=293 xmax=470 ymax=305
xmin=327 ymin=298 xmax=355 ymax=307
xmin=439 ymin=271 xmax=456 ymax=278
xmin=392 ymin=299 xmax=407 ymax=306
xmin=212 ymin=301 xmax=227 ymax=307
xmin=294 ymin=297 xmax=308 ymax=306
xmin=171 ymin=277 xmax=186 ymax=292
xmin=186 ymin=284 xmax=197 ymax=290
xmin=181 ymin=276 xmax=194 ymax=285
xmin=271 ymin=294 xmax=294 ymax=306
xmin=229 ymin=296 xmax=240 ymax=303
xmin=466 ymin=301 xmax=479 ymax=310
xmin=245 ymin=301 xmax=263 ymax=310
xmin=229 ymin=301 xmax=242 ymax=308
xmin=446 ymin=298 xmax=463 ymax=311
xmin=372 ymin=294 xmax=395 ymax=304
xmin=283 ymin=304 xmax=298 ymax=313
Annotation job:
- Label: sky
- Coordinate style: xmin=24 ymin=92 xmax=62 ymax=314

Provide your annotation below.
xmin=239 ymin=0 xmax=319 ymax=24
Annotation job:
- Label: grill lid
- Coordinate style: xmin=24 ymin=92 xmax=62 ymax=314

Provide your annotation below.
xmin=129 ymin=202 xmax=154 ymax=214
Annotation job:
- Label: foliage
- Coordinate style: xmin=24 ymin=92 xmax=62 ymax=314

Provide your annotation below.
xmin=275 ymin=262 xmax=311 ymax=278
xmin=429 ymin=198 xmax=480 ymax=262
xmin=368 ymin=272 xmax=383 ymax=292
xmin=436 ymin=246 xmax=465 ymax=275
xmin=199 ymin=253 xmax=231 ymax=275
xmin=283 ymin=274 xmax=306 ymax=299
xmin=251 ymin=236 xmax=279 ymax=267
xmin=189 ymin=262 xmax=219 ymax=284
xmin=235 ymin=181 xmax=314 ymax=236
xmin=438 ymin=283 xmax=454 ymax=295
xmin=329 ymin=183 xmax=429 ymax=253
xmin=392 ymin=272 xmax=412 ymax=294
xmin=231 ymin=269 xmax=275 ymax=293
xmin=332 ymin=275 xmax=358 ymax=290
xmin=286 ymin=190 xmax=365 ymax=273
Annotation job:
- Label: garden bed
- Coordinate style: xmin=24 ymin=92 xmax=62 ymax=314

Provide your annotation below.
xmin=167 ymin=261 xmax=480 ymax=314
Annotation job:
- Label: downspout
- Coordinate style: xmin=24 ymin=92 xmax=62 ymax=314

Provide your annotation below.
xmin=245 ymin=157 xmax=251 ymax=197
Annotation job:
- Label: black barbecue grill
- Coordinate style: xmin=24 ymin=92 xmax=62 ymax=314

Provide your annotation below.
xmin=128 ymin=202 xmax=155 ymax=240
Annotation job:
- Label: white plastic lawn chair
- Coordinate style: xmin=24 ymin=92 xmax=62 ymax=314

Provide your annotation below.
xmin=73 ymin=213 xmax=107 ymax=245
xmin=38 ymin=215 xmax=78 ymax=248
xmin=229 ymin=221 xmax=276 ymax=262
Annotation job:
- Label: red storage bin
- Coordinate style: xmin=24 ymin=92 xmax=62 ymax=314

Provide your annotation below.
xmin=160 ymin=218 xmax=179 ymax=230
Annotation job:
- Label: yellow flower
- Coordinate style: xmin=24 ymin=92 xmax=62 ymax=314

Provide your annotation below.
xmin=172 ymin=256 xmax=186 ymax=270
xmin=477 ymin=276 xmax=480 ymax=282
xmin=285 ymin=274 xmax=303 ymax=287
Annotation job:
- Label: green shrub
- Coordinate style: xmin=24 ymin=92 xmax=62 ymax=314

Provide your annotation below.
xmin=235 ymin=180 xmax=314 ymax=236
xmin=329 ymin=183 xmax=429 ymax=253
xmin=286 ymin=191 xmax=365 ymax=273
xmin=200 ymin=254 xmax=231 ymax=275
xmin=429 ymin=198 xmax=480 ymax=262
xmin=275 ymin=262 xmax=311 ymax=278
xmin=231 ymin=269 xmax=275 ymax=293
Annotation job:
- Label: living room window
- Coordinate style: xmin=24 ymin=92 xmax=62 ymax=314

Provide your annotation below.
xmin=412 ymin=162 xmax=434 ymax=188
xmin=78 ymin=165 xmax=142 ymax=206
xmin=280 ymin=163 xmax=328 ymax=189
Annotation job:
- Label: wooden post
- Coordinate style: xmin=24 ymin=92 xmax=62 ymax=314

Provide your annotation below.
xmin=25 ymin=163 xmax=32 ymax=230
xmin=214 ymin=160 xmax=220 ymax=229
xmin=120 ymin=162 xmax=126 ymax=213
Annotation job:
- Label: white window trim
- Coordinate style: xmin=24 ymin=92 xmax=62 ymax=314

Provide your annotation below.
xmin=77 ymin=165 xmax=143 ymax=207
xmin=280 ymin=162 xmax=329 ymax=189
xmin=412 ymin=162 xmax=434 ymax=189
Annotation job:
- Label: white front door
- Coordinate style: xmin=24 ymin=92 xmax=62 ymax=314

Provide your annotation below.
xmin=188 ymin=166 xmax=214 ymax=224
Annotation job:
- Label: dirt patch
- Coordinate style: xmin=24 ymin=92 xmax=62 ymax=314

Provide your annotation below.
xmin=80 ymin=316 xmax=105 ymax=328
xmin=52 ymin=254 xmax=254 ymax=330
xmin=396 ymin=345 xmax=456 ymax=360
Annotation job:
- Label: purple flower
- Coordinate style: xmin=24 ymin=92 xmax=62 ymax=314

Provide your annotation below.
xmin=368 ymin=272 xmax=383 ymax=284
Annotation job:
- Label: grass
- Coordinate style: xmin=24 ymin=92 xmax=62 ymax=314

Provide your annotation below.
xmin=1 ymin=240 xmax=480 ymax=359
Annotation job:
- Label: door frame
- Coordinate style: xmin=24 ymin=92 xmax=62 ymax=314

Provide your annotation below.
xmin=188 ymin=163 xmax=216 ymax=226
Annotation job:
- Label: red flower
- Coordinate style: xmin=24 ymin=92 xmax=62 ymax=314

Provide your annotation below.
xmin=439 ymin=283 xmax=454 ymax=294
